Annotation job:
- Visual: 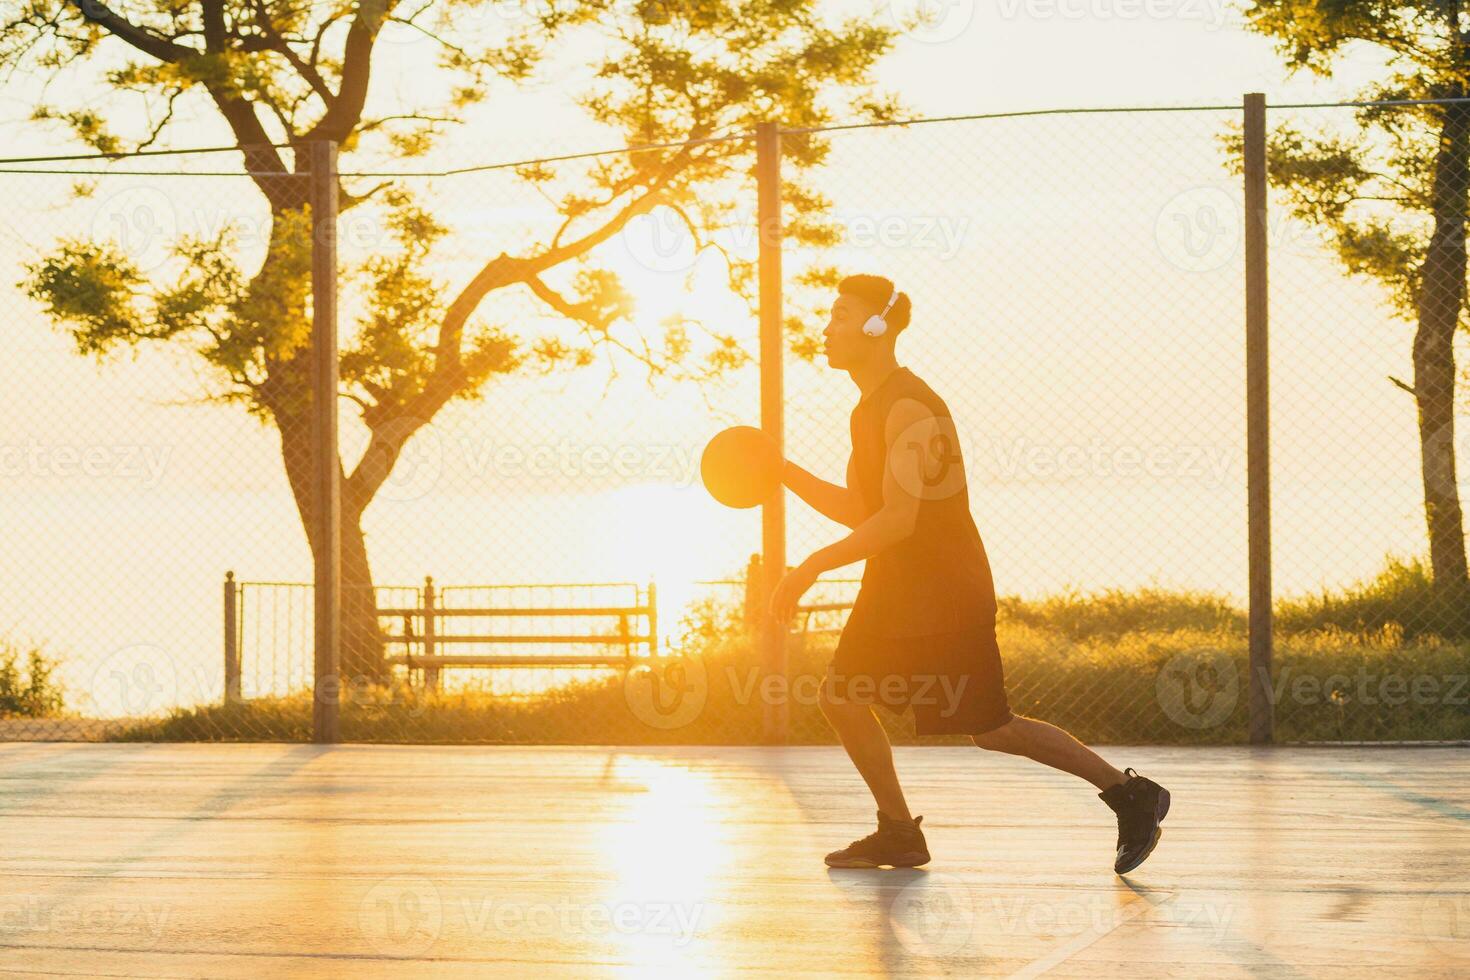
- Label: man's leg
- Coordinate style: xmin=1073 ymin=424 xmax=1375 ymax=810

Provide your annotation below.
xmin=971 ymin=714 xmax=1126 ymax=790
xmin=975 ymin=714 xmax=1170 ymax=874
xmin=819 ymin=683 xmax=913 ymax=820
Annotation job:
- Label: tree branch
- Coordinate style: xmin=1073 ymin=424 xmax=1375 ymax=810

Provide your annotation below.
xmin=304 ymin=0 xmax=396 ymax=143
xmin=247 ymin=0 xmax=335 ymax=104
xmin=68 ymin=0 xmax=194 ymax=64
xmin=524 ymin=274 xmax=611 ymax=330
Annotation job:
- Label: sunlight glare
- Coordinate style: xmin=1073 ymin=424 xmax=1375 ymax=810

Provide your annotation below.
xmin=594 ymin=758 xmax=733 ymax=968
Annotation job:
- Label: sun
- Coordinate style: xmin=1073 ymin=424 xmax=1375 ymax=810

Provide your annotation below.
xmin=596 ymin=482 xmax=720 ymax=644
xmin=609 ymin=206 xmax=756 ymax=345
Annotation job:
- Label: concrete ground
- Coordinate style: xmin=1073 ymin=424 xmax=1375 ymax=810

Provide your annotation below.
xmin=0 ymin=743 xmax=1466 ymax=977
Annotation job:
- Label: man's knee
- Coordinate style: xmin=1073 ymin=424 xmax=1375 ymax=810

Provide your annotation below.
xmin=819 ymin=678 xmax=867 ymax=722
xmin=817 ymin=678 xmax=845 ymax=719
xmin=971 ymin=717 xmax=1024 ymax=753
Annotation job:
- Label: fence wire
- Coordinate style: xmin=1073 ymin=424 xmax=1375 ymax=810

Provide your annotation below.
xmin=3 ymin=102 xmax=1467 ymax=744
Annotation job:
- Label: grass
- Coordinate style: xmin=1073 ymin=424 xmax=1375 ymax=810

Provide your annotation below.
xmin=997 ymin=587 xmax=1244 ymax=641
xmin=116 ymin=571 xmax=1470 ymax=744
xmin=1276 ymin=555 xmax=1470 ymax=639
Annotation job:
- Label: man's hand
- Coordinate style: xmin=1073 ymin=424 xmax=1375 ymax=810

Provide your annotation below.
xmin=768 ymin=560 xmax=819 ymax=626
xmin=780 ymin=457 xmax=867 ymax=529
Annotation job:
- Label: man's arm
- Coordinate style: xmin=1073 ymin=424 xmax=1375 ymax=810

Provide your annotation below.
xmin=769 ymin=398 xmax=938 ymax=621
xmin=782 ymin=457 xmax=867 ymax=529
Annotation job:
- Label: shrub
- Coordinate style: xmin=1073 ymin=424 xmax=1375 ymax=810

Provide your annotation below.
xmin=110 ymin=554 xmax=1470 ymax=744
xmin=1276 ymin=556 xmax=1469 ymax=640
xmin=998 ymin=587 xmax=1244 ymax=641
xmin=112 ymin=616 xmax=1469 ymax=745
xmin=0 ymin=641 xmax=65 ymax=718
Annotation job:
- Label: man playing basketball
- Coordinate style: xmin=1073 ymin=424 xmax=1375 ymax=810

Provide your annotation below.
xmin=769 ymin=274 xmax=1170 ymax=874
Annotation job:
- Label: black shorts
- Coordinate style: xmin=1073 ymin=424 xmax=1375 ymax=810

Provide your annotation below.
xmin=827 ymin=612 xmax=1013 ymax=737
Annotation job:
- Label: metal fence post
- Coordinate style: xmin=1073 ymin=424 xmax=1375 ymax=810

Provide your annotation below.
xmin=756 ymin=121 xmax=788 ymax=742
xmin=1244 ymin=93 xmax=1274 ymax=744
xmin=423 ymin=576 xmax=439 ymax=693
xmin=647 ymin=580 xmax=659 ymax=656
xmin=744 ymin=553 xmax=761 ymax=627
xmin=223 ymin=570 xmax=240 ymax=703
xmin=310 ymin=140 xmax=342 ymax=744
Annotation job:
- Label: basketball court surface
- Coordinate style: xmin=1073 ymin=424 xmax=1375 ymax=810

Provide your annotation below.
xmin=2 ymin=743 xmax=1466 ymax=976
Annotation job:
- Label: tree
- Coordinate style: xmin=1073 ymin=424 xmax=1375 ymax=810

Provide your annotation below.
xmin=1236 ymin=1 xmax=1470 ymax=599
xmin=7 ymin=1 xmax=899 ymax=682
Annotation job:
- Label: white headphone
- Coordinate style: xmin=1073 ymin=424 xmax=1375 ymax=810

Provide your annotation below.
xmin=861 ymin=287 xmax=900 ymax=338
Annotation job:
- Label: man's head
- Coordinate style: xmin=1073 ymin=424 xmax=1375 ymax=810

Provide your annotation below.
xmin=822 ymin=274 xmax=911 ymax=370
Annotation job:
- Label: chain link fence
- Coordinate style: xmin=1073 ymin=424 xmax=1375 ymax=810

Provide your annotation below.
xmin=3 ymin=99 xmax=1467 ymax=743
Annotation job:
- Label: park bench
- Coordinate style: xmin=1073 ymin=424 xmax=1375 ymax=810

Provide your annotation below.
xmin=379 ymin=578 xmax=657 ymax=691
xmin=222 ymin=564 xmax=854 ymax=700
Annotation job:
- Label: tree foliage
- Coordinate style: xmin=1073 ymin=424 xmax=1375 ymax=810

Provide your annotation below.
xmin=9 ymin=0 xmax=900 ymax=512
xmin=1234 ymin=1 xmax=1470 ymax=589
xmin=1231 ymin=2 xmax=1469 ymax=329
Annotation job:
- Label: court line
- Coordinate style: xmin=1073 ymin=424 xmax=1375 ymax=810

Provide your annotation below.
xmin=1003 ymin=889 xmax=1169 ymax=980
xmin=0 ymin=746 xmax=150 ymax=815
xmin=0 ymin=746 xmax=325 ymax=954
xmin=1334 ymin=771 xmax=1470 ymax=824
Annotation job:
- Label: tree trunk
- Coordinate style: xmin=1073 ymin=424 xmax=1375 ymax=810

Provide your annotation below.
xmin=1413 ymin=99 xmax=1470 ymax=596
xmin=340 ymin=509 xmax=387 ymax=684
xmin=277 ymin=409 xmax=388 ymax=684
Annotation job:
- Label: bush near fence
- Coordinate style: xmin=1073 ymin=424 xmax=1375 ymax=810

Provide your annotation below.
xmin=0 ymin=641 xmax=64 ymax=719
xmin=115 ymin=574 xmax=1470 ymax=744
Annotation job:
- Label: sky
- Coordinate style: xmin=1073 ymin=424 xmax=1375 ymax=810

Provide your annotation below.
xmin=0 ymin=2 xmax=1453 ymax=713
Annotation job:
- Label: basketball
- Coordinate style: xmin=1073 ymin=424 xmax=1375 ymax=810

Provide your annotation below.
xmin=700 ymin=426 xmax=784 ymax=509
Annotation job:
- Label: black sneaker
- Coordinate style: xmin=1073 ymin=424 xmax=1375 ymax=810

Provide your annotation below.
xmin=1098 ymin=768 xmax=1170 ymax=874
xmin=825 ymin=811 xmax=930 ymax=869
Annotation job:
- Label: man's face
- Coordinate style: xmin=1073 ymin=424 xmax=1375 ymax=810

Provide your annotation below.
xmin=822 ymin=293 xmax=879 ymax=370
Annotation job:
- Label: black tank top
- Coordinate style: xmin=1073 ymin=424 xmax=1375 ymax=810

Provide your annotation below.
xmin=848 ymin=366 xmax=998 ymax=636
